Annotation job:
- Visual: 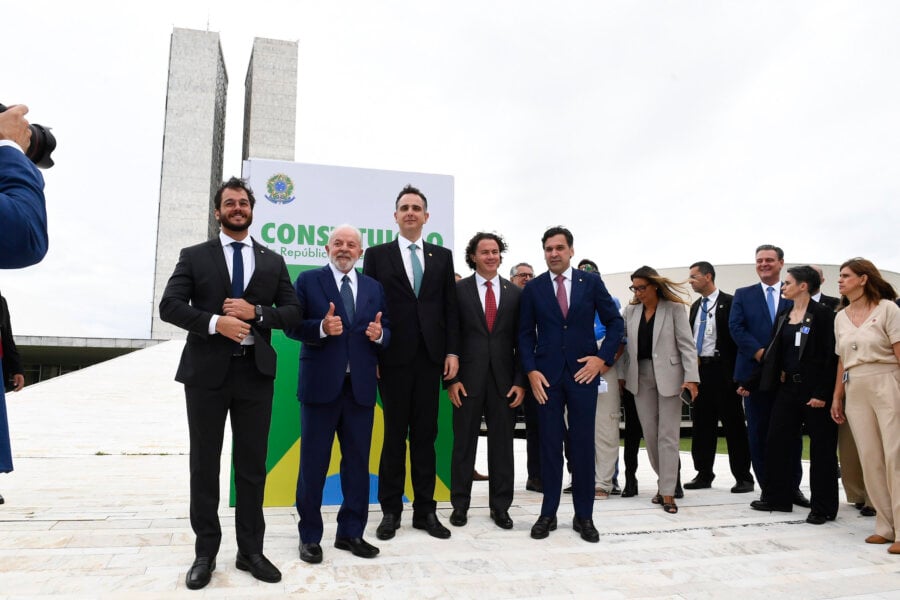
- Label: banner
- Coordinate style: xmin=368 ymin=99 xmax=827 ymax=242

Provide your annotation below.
xmin=238 ymin=159 xmax=454 ymax=506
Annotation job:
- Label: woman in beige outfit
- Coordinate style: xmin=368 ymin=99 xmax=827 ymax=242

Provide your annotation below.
xmin=830 ymin=258 xmax=900 ymax=554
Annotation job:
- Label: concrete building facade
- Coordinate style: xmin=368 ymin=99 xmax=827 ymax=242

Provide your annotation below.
xmin=242 ymin=37 xmax=298 ymax=161
xmin=150 ymin=28 xmax=229 ymax=340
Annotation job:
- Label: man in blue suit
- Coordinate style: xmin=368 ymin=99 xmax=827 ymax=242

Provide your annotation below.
xmin=519 ymin=227 xmax=624 ymax=542
xmin=0 ymin=104 xmax=48 ymax=269
xmin=286 ymin=225 xmax=391 ymax=564
xmin=729 ymin=244 xmax=807 ymax=507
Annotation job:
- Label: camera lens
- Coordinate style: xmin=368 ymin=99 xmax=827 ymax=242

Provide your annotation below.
xmin=26 ymin=123 xmax=56 ymax=169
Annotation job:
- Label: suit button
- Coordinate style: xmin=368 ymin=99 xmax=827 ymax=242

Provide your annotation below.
xmin=563 ymin=325 xmax=567 ymax=329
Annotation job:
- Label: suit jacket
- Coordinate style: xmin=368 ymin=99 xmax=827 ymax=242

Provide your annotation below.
xmin=362 ymin=238 xmax=459 ymax=366
xmin=729 ymin=282 xmax=793 ymax=383
xmin=621 ymin=299 xmax=700 ymax=397
xmin=1 ymin=294 xmax=23 ymax=390
xmin=285 ymin=266 xmax=391 ymax=407
xmin=689 ymin=291 xmax=737 ymax=368
xmin=757 ymin=300 xmax=837 ymax=401
xmin=518 ymin=270 xmax=624 ymax=385
xmin=159 ymin=236 xmax=302 ymax=388
xmin=448 ymin=275 xmax=524 ymax=396
xmin=817 ymin=294 xmax=840 ymax=311
xmin=0 ymin=145 xmax=48 ymax=268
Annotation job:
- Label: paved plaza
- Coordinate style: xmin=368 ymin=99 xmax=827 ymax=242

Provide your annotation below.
xmin=1 ymin=341 xmax=898 ymax=598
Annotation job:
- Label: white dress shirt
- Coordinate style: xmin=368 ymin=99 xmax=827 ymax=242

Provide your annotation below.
xmin=693 ymin=288 xmax=720 ymax=357
xmin=397 ymin=233 xmax=424 ymax=291
xmin=474 ymin=272 xmax=501 ymax=313
xmin=209 ymin=232 xmax=256 ymax=343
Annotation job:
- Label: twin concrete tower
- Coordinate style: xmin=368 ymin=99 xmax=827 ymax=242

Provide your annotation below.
xmin=150 ymin=28 xmax=297 ymax=339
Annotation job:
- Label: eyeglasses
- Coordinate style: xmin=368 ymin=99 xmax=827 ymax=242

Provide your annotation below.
xmin=629 ymin=284 xmax=650 ymax=293
xmin=513 ymin=273 xmax=534 ymax=279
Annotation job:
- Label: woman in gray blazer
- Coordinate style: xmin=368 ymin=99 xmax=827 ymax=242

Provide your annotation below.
xmin=619 ymin=266 xmax=699 ymax=514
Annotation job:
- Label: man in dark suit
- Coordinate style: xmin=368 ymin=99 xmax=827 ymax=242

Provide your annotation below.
xmin=684 ymin=262 xmax=754 ymax=493
xmin=811 ymin=265 xmax=840 ymax=311
xmin=519 ymin=227 xmax=623 ymax=542
xmin=286 ymin=225 xmax=390 ymax=564
xmin=729 ymin=244 xmax=807 ymax=508
xmin=0 ymin=104 xmax=48 ymax=269
xmin=362 ymin=185 xmax=459 ymax=541
xmin=510 ymin=261 xmax=542 ymax=493
xmin=447 ymin=232 xmax=525 ymax=530
xmin=1 ymin=291 xmax=27 ymax=505
xmin=159 ymin=177 xmax=302 ymax=590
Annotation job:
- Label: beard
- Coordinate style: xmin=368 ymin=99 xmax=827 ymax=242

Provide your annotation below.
xmin=219 ymin=212 xmax=253 ymax=232
xmin=330 ymin=253 xmax=358 ymax=272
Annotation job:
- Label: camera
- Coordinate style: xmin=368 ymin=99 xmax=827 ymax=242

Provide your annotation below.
xmin=0 ymin=103 xmax=56 ymax=169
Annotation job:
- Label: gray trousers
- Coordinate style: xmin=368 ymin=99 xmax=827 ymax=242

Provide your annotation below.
xmin=633 ymin=359 xmax=682 ymax=496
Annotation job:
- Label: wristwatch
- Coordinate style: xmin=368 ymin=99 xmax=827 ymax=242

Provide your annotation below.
xmin=255 ymin=304 xmax=263 ymax=323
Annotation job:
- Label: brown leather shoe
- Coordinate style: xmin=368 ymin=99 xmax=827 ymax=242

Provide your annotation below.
xmin=473 ymin=470 xmax=489 ymax=481
xmin=888 ymin=542 xmax=900 ymax=555
xmin=866 ymin=534 xmax=894 ymax=544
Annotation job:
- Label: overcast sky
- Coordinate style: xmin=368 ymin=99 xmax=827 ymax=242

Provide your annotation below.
xmin=4 ymin=1 xmax=899 ymax=339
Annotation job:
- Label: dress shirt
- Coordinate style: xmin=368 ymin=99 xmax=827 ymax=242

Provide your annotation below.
xmin=319 ymin=264 xmax=383 ymax=344
xmin=693 ymin=288 xmax=720 ymax=357
xmin=208 ymin=232 xmax=256 ymax=343
xmin=397 ymin=233 xmax=424 ymax=292
xmin=0 ymin=140 xmax=24 ymax=152
xmin=550 ymin=266 xmax=573 ymax=306
xmin=474 ymin=272 xmax=501 ymax=313
xmin=759 ymin=281 xmax=782 ymax=316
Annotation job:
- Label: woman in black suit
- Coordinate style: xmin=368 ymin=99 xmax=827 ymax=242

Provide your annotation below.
xmin=741 ymin=265 xmax=838 ymax=524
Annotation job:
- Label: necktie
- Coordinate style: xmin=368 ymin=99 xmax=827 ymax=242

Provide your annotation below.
xmin=231 ymin=242 xmax=245 ymax=298
xmin=766 ymin=286 xmax=776 ymax=323
xmin=484 ymin=280 xmax=497 ymax=332
xmin=340 ymin=275 xmax=355 ymax=323
xmin=555 ymin=274 xmax=568 ymax=318
xmin=409 ymin=243 xmax=423 ymax=297
xmin=696 ymin=297 xmax=708 ymax=355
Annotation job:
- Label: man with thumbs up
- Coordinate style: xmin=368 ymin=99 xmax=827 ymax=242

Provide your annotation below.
xmin=285 ymin=224 xmax=391 ymax=564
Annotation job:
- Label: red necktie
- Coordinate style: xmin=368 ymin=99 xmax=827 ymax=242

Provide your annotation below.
xmin=555 ymin=274 xmax=568 ymax=318
xmin=484 ymin=280 xmax=497 ymax=332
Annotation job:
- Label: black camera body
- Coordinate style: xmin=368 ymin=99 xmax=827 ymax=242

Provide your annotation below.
xmin=0 ymin=103 xmax=56 ymax=169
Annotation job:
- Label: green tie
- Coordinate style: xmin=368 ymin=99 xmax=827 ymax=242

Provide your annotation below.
xmin=409 ymin=243 xmax=423 ymax=297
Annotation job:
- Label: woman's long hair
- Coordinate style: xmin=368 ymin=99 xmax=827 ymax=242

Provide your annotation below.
xmin=629 ymin=265 xmax=690 ymax=305
xmin=839 ymin=258 xmax=898 ymax=307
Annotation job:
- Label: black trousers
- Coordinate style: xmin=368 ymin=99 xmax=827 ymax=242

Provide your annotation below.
xmin=185 ymin=354 xmax=273 ymax=558
xmin=690 ymin=360 xmax=753 ymax=483
xmin=377 ymin=347 xmax=442 ymax=516
xmin=764 ymin=382 xmax=838 ymax=515
xmin=523 ymin=389 xmax=541 ymax=481
xmin=621 ymin=388 xmax=642 ymax=479
xmin=450 ymin=370 xmax=515 ymax=512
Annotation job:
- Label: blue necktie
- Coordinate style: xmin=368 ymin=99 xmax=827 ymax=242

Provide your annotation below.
xmin=409 ymin=243 xmax=423 ymax=297
xmin=766 ymin=286 xmax=776 ymax=323
xmin=231 ymin=242 xmax=245 ymax=297
xmin=696 ymin=297 xmax=708 ymax=355
xmin=340 ymin=274 xmax=355 ymax=323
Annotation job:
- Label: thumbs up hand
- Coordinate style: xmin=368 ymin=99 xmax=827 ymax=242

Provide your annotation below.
xmin=323 ymin=302 xmax=343 ymax=336
xmin=366 ymin=311 xmax=383 ymax=341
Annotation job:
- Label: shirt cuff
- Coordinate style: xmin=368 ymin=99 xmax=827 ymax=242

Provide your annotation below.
xmin=209 ymin=314 xmax=220 ymax=335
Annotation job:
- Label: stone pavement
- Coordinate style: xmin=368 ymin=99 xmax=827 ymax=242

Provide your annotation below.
xmin=1 ymin=341 xmax=898 ymax=598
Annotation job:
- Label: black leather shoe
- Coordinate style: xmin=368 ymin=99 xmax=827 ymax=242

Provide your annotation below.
xmin=526 ymin=478 xmax=543 ymax=493
xmin=563 ymin=484 xmax=573 ymax=494
xmin=621 ymin=478 xmax=638 ymax=498
xmin=0 ymin=493 xmax=4 ymax=504
xmin=334 ymin=536 xmax=379 ymax=558
xmin=806 ymin=512 xmax=836 ymax=525
xmin=860 ymin=506 xmax=877 ymax=517
xmin=793 ymin=490 xmax=812 ymax=508
xmin=572 ymin=516 xmax=600 ymax=543
xmin=299 ymin=542 xmax=323 ymax=564
xmin=674 ymin=481 xmax=684 ymax=499
xmin=412 ymin=513 xmax=451 ymax=539
xmin=449 ymin=508 xmax=467 ymax=527
xmin=610 ymin=483 xmax=622 ymax=495
xmin=530 ymin=515 xmax=557 ymax=539
xmin=684 ymin=475 xmax=714 ymax=490
xmin=376 ymin=513 xmax=400 ymax=540
xmin=490 ymin=509 xmax=514 ymax=529
xmin=750 ymin=499 xmax=792 ymax=513
xmin=235 ymin=552 xmax=281 ymax=583
xmin=731 ymin=480 xmax=755 ymax=494
xmin=185 ymin=556 xmax=215 ymax=590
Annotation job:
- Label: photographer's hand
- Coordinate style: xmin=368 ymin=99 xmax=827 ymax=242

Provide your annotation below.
xmin=0 ymin=104 xmax=32 ymax=152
